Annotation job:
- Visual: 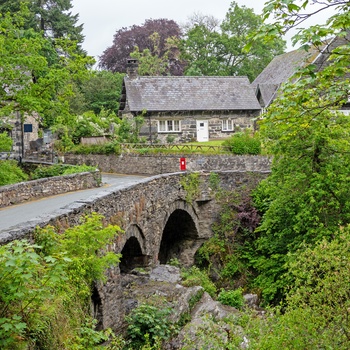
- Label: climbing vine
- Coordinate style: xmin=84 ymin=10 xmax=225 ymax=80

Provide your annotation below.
xmin=180 ymin=172 xmax=200 ymax=203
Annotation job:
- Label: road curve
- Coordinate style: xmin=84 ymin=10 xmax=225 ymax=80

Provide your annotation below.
xmin=0 ymin=173 xmax=148 ymax=233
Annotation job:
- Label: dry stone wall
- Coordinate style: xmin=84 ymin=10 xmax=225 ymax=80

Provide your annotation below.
xmin=0 ymin=171 xmax=101 ymax=208
xmin=64 ymin=153 xmax=271 ymax=175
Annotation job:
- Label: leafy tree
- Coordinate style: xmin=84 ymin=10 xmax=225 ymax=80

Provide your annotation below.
xmin=78 ymin=71 xmax=124 ymax=115
xmin=248 ymin=0 xmax=350 ymax=303
xmin=181 ymin=1 xmax=285 ymax=80
xmin=181 ymin=21 xmax=224 ymax=76
xmin=0 ymin=0 xmax=84 ymax=47
xmin=99 ymin=18 xmax=184 ymax=75
xmin=130 ymin=32 xmax=181 ymax=76
xmin=0 ymin=6 xmax=94 ymax=129
xmin=220 ymin=2 xmax=285 ymax=80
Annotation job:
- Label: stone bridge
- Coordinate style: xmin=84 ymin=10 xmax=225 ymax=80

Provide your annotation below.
xmin=0 ymin=169 xmax=269 ymax=330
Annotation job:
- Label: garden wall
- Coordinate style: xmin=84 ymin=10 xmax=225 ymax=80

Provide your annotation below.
xmin=64 ymin=153 xmax=272 ymax=175
xmin=0 ymin=170 xmax=101 ymax=208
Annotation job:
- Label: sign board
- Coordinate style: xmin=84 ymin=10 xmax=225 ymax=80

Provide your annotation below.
xmin=23 ymin=124 xmax=33 ymax=133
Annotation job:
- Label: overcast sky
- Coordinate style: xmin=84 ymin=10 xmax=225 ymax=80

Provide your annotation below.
xmin=70 ymin=0 xmax=332 ymax=65
xmin=71 ymin=0 xmax=265 ymax=63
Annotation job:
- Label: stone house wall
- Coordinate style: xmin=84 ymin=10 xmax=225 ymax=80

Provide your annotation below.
xmin=132 ymin=111 xmax=260 ymax=143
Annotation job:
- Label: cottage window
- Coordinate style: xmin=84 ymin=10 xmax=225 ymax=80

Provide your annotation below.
xmin=158 ymin=120 xmax=181 ymax=132
xmin=222 ymin=119 xmax=233 ymax=131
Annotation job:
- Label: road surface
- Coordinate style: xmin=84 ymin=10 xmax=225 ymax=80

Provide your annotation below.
xmin=0 ymin=173 xmax=148 ymax=232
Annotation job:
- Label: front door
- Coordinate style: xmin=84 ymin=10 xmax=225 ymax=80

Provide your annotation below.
xmin=196 ymin=120 xmax=209 ymax=142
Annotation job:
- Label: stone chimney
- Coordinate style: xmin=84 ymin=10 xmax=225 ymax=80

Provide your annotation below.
xmin=126 ymin=58 xmax=139 ymax=79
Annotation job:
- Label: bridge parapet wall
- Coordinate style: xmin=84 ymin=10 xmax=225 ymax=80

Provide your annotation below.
xmin=0 ymin=170 xmax=101 ymax=209
xmin=0 ymin=171 xmax=268 ymax=246
xmin=64 ymin=153 xmax=271 ymax=175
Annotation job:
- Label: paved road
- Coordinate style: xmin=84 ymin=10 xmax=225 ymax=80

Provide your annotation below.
xmin=0 ymin=173 xmax=148 ymax=232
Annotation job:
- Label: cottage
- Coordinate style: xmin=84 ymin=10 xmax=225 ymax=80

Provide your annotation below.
xmin=119 ymin=59 xmax=261 ymax=143
xmin=252 ymin=31 xmax=350 ymax=111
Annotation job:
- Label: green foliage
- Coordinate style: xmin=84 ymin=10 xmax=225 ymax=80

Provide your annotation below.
xmin=223 ymin=130 xmax=261 ymax=155
xmin=53 ymin=108 xmax=121 ymax=147
xmin=209 ymin=172 xmax=220 ymax=191
xmin=70 ymin=141 xmax=122 ymax=155
xmin=166 ymin=134 xmax=175 ymax=144
xmin=233 ymin=227 xmax=350 ymax=349
xmin=125 ymin=303 xmax=174 ymax=349
xmin=115 ymin=114 xmax=145 ymax=143
xmin=0 ymin=0 xmax=85 ymax=48
xmin=217 ymin=288 xmax=244 ymax=309
xmin=0 ymin=132 xmax=13 ymax=152
xmin=181 ymin=266 xmax=217 ymax=297
xmin=245 ymin=0 xmax=350 ymax=304
xmin=180 ymin=172 xmax=200 ymax=203
xmin=168 ymin=258 xmax=180 ymax=267
xmin=0 ymin=160 xmax=28 ymax=186
xmin=130 ymin=33 xmax=177 ymax=76
xmin=76 ymin=71 xmax=124 ymax=115
xmin=0 ymin=5 xmax=93 ymax=128
xmin=61 ymin=164 xmax=98 ymax=175
xmin=195 ymin=188 xmax=261 ymax=291
xmin=30 ymin=164 xmax=96 ymax=179
xmin=181 ymin=1 xmax=285 ymax=80
xmin=0 ymin=213 xmax=121 ymax=348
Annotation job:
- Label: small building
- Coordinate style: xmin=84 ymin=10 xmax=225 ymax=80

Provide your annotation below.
xmin=252 ymin=31 xmax=350 ymax=111
xmin=119 ymin=59 xmax=261 ymax=143
xmin=0 ymin=111 xmax=39 ymax=159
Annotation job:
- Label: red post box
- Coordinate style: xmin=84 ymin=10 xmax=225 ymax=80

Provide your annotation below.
xmin=180 ymin=157 xmax=186 ymax=171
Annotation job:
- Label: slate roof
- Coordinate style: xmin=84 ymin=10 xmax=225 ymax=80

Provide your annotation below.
xmin=252 ymin=47 xmax=321 ymax=107
xmin=121 ymin=76 xmax=261 ymax=113
xmin=253 ymin=31 xmax=350 ymax=107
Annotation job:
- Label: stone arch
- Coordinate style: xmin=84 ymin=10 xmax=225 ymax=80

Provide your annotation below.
xmin=91 ymin=285 xmax=103 ymax=330
xmin=159 ymin=201 xmax=203 ymax=266
xmin=119 ymin=224 xmax=149 ymax=273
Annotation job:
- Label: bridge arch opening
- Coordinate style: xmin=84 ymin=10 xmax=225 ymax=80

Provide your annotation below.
xmin=159 ymin=209 xmax=199 ymax=265
xmin=119 ymin=236 xmax=148 ymax=273
xmin=91 ymin=285 xmax=103 ymax=330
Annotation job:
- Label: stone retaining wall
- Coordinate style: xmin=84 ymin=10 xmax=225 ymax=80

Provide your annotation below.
xmin=64 ymin=153 xmax=271 ymax=175
xmin=0 ymin=170 xmax=101 ymax=208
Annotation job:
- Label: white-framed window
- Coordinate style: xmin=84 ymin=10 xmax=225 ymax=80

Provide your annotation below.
xmin=158 ymin=120 xmax=181 ymax=132
xmin=222 ymin=119 xmax=234 ymax=131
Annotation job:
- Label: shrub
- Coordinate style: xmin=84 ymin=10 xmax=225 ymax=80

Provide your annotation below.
xmin=217 ymin=288 xmax=244 ymax=309
xmin=70 ymin=141 xmax=121 ymax=155
xmin=180 ymin=173 xmax=200 ymax=203
xmin=223 ymin=130 xmax=261 ymax=155
xmin=0 ymin=160 xmax=28 ymax=186
xmin=0 ymin=132 xmax=12 ymax=152
xmin=61 ymin=164 xmax=97 ymax=175
xmin=0 ymin=213 xmax=122 ymax=349
xmin=181 ymin=266 xmax=217 ymax=297
xmin=30 ymin=164 xmax=96 ymax=179
xmin=125 ymin=303 xmax=174 ymax=349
